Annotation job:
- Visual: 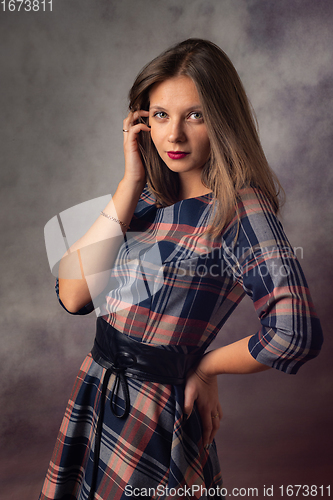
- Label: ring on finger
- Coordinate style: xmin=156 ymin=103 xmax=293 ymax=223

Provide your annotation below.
xmin=211 ymin=414 xmax=219 ymax=419
xmin=123 ymin=129 xmax=129 ymax=132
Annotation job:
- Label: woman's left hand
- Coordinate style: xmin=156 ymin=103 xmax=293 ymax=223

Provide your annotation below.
xmin=184 ymin=365 xmax=223 ymax=449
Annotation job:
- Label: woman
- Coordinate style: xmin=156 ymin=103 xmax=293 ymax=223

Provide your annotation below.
xmin=40 ymin=39 xmax=323 ymax=500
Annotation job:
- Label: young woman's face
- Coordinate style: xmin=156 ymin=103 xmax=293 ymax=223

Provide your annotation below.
xmin=149 ymin=76 xmax=210 ymax=180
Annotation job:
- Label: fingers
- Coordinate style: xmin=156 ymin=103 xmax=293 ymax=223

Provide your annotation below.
xmin=201 ymin=411 xmax=214 ymax=449
xmin=184 ymin=369 xmax=223 ymax=450
xmin=206 ymin=405 xmax=223 ymax=447
xmin=123 ymin=110 xmax=150 ymax=138
xmin=200 ymin=407 xmax=222 ymax=449
xmin=185 ymin=397 xmax=222 ymax=450
xmin=122 ymin=110 xmax=150 ymax=184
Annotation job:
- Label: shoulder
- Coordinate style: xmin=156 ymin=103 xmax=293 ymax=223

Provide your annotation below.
xmin=134 ymin=185 xmax=157 ymax=215
xmin=130 ymin=185 xmax=158 ymax=230
xmin=223 ymin=186 xmax=278 ymax=234
xmin=236 ymin=186 xmax=276 ymax=218
xmin=139 ymin=184 xmax=157 ymax=205
xmin=135 ymin=184 xmax=156 ymax=214
xmin=222 ymin=185 xmax=286 ymax=253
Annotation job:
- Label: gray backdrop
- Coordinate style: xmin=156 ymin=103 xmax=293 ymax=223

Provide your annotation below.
xmin=1 ymin=1 xmax=332 ymax=498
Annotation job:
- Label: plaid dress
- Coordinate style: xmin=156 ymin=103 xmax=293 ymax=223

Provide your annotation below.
xmin=39 ymin=187 xmax=322 ymax=500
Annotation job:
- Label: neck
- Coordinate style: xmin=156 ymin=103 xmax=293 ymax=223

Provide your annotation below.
xmin=178 ymin=173 xmax=211 ymax=200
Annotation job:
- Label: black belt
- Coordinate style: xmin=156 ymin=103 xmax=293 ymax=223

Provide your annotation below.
xmin=88 ymin=317 xmax=204 ymax=499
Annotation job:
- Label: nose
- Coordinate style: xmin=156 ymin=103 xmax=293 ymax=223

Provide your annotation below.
xmin=168 ymin=119 xmax=186 ymax=143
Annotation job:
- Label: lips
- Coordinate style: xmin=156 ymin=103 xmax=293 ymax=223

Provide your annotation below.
xmin=167 ymin=151 xmax=189 ymax=160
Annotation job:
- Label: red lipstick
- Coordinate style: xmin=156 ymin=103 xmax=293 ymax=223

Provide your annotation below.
xmin=167 ymin=151 xmax=189 ymax=160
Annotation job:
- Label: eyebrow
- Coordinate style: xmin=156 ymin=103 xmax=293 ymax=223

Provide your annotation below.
xmin=149 ymin=104 xmax=203 ymax=112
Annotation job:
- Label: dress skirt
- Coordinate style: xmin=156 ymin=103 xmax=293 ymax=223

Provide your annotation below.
xmin=39 ymin=351 xmax=223 ymax=500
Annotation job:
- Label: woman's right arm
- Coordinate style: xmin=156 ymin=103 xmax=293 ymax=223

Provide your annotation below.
xmin=58 ymin=110 xmax=150 ymax=313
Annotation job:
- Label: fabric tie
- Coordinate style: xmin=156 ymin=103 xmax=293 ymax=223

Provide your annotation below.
xmin=88 ymin=352 xmax=137 ymax=500
xmin=88 ymin=317 xmax=204 ymax=499
xmin=109 ymin=351 xmax=137 ymax=418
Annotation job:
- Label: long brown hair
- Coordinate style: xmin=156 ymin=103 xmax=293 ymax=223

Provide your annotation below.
xmin=129 ymin=38 xmax=283 ymax=237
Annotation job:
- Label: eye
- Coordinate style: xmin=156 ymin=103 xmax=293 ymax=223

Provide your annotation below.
xmin=153 ymin=111 xmax=168 ymax=119
xmin=189 ymin=111 xmax=204 ymax=121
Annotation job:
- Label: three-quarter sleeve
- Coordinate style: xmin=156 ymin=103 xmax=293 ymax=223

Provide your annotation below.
xmin=222 ymin=187 xmax=323 ymax=374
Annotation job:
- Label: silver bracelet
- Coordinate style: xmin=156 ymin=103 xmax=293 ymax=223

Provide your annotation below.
xmin=100 ymin=211 xmax=129 ymax=229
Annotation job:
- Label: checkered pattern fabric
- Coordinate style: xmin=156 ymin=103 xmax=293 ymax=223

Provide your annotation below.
xmin=39 ymin=187 xmax=322 ymax=499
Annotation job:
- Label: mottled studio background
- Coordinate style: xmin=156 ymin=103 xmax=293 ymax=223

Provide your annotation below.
xmin=1 ymin=1 xmax=332 ymax=499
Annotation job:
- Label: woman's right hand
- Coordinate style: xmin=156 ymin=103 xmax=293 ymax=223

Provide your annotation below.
xmin=123 ymin=110 xmax=150 ymax=186
xmin=58 ymin=110 xmax=151 ymax=313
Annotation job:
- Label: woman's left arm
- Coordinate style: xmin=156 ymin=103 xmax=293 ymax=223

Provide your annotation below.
xmin=184 ymin=187 xmax=323 ymax=448
xmin=184 ymin=336 xmax=270 ymax=448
